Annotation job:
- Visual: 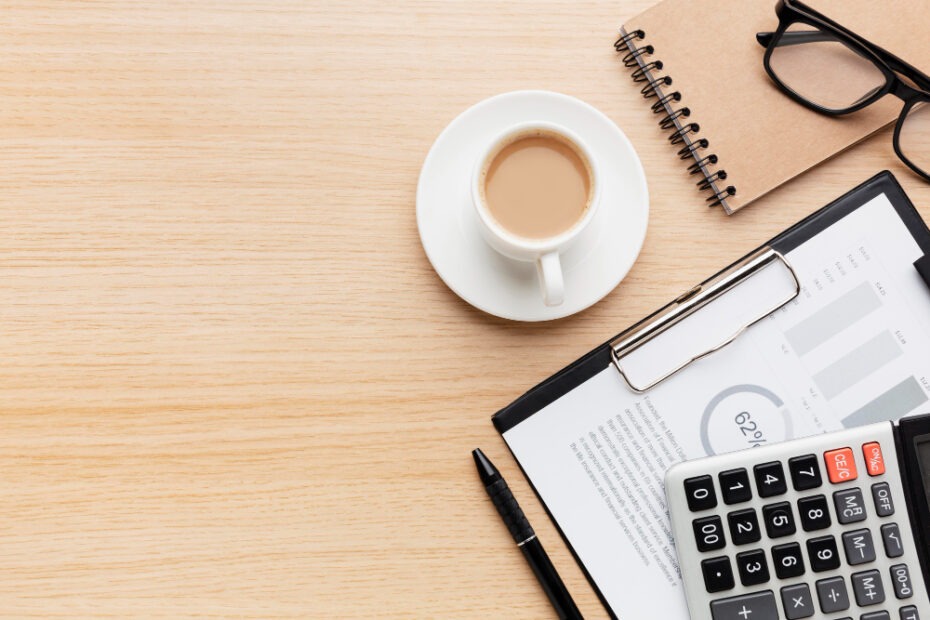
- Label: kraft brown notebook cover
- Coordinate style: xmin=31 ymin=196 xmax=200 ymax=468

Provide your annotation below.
xmin=618 ymin=0 xmax=930 ymax=214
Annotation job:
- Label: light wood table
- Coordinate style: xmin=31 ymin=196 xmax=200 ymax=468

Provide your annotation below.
xmin=1 ymin=1 xmax=927 ymax=617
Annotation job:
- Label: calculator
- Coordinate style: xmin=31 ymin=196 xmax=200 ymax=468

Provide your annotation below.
xmin=666 ymin=414 xmax=930 ymax=620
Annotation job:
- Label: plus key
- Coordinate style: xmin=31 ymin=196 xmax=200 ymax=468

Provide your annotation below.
xmin=710 ymin=591 xmax=779 ymax=620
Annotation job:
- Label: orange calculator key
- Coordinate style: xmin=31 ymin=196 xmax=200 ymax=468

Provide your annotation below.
xmin=824 ymin=447 xmax=857 ymax=483
xmin=862 ymin=442 xmax=886 ymax=476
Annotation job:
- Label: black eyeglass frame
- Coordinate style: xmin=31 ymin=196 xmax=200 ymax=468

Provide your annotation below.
xmin=757 ymin=0 xmax=930 ymax=181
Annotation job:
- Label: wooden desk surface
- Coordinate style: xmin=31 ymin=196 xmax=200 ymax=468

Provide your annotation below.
xmin=2 ymin=1 xmax=928 ymax=617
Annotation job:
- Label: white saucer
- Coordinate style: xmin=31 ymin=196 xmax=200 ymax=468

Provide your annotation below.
xmin=416 ymin=90 xmax=649 ymax=321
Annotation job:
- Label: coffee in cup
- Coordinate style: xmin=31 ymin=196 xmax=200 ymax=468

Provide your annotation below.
xmin=472 ymin=122 xmax=601 ymax=307
xmin=481 ymin=130 xmax=593 ymax=240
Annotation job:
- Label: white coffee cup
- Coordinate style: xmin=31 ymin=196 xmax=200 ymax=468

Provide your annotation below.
xmin=471 ymin=121 xmax=601 ymax=307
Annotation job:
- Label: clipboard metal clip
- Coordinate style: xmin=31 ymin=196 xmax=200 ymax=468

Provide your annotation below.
xmin=610 ymin=247 xmax=801 ymax=393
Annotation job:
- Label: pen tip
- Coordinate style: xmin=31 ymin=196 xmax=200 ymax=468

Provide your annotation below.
xmin=472 ymin=448 xmax=500 ymax=485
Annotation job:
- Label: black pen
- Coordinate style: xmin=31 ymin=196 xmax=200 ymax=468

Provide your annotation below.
xmin=472 ymin=448 xmax=583 ymax=620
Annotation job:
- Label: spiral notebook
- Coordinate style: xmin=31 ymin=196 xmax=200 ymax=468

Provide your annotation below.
xmin=616 ymin=0 xmax=929 ymax=214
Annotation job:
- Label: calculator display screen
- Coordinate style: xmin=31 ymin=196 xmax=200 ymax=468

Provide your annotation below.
xmin=915 ymin=436 xmax=930 ymax=510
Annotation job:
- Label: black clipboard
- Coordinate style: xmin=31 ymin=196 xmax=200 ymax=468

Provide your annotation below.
xmin=491 ymin=171 xmax=930 ymax=617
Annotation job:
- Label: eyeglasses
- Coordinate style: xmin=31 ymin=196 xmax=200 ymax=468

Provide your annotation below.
xmin=758 ymin=0 xmax=930 ymax=182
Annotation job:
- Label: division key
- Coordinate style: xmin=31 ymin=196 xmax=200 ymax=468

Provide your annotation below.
xmin=710 ymin=590 xmax=778 ymax=620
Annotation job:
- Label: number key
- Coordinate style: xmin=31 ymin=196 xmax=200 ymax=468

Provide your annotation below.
xmin=693 ymin=515 xmax=726 ymax=552
xmin=798 ymin=495 xmax=831 ymax=531
xmin=754 ymin=461 xmax=787 ymax=497
xmin=808 ymin=535 xmax=840 ymax=572
xmin=684 ymin=475 xmax=717 ymax=511
xmin=762 ymin=501 xmax=796 ymax=538
xmin=736 ymin=549 xmax=769 ymax=586
xmin=789 ymin=453 xmax=823 ymax=491
xmin=727 ymin=508 xmax=761 ymax=545
xmin=771 ymin=542 xmax=805 ymax=579
xmin=719 ymin=468 xmax=752 ymax=504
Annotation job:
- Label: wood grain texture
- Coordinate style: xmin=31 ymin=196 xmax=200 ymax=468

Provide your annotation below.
xmin=0 ymin=1 xmax=927 ymax=617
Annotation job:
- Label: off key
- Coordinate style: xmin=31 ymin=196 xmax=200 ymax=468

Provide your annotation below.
xmin=824 ymin=447 xmax=857 ymax=484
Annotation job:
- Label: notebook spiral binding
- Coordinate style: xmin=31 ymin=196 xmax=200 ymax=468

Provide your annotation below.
xmin=615 ymin=28 xmax=736 ymax=210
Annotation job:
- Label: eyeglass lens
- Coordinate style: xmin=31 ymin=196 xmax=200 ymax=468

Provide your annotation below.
xmin=768 ymin=22 xmax=887 ymax=113
xmin=899 ymin=102 xmax=930 ymax=175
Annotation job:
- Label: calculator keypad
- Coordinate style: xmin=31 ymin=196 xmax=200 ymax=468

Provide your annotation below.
xmin=669 ymin=427 xmax=928 ymax=620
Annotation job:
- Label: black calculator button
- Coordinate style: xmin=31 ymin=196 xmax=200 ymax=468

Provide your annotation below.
xmin=771 ymin=542 xmax=805 ymax=579
xmin=807 ymin=535 xmax=840 ymax=572
xmin=881 ymin=522 xmax=904 ymax=558
xmin=780 ymin=583 xmax=814 ymax=620
xmin=788 ymin=453 xmax=823 ymax=491
xmin=890 ymin=563 xmax=914 ymax=599
xmin=684 ymin=475 xmax=717 ymax=511
xmin=693 ymin=516 xmax=726 ymax=552
xmin=701 ymin=556 xmax=734 ymax=593
xmin=754 ymin=461 xmax=787 ymax=497
xmin=833 ymin=487 xmax=867 ymax=524
xmin=709 ymin=591 xmax=778 ymax=620
xmin=762 ymin=501 xmax=796 ymax=538
xmin=719 ymin=468 xmax=752 ymax=505
xmin=900 ymin=605 xmax=920 ymax=620
xmin=860 ymin=612 xmax=890 ymax=620
xmin=841 ymin=528 xmax=876 ymax=565
xmin=727 ymin=508 xmax=761 ymax=546
xmin=736 ymin=549 xmax=770 ymax=586
xmin=798 ymin=495 xmax=831 ymax=531
xmin=815 ymin=576 xmax=850 ymax=612
xmin=872 ymin=481 xmax=895 ymax=516
xmin=852 ymin=569 xmax=885 ymax=606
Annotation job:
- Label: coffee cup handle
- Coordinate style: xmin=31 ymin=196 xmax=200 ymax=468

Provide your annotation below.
xmin=537 ymin=251 xmax=564 ymax=307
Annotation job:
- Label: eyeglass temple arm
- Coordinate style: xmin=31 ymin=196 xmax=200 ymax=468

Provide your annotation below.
xmin=756 ymin=31 xmax=930 ymax=92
